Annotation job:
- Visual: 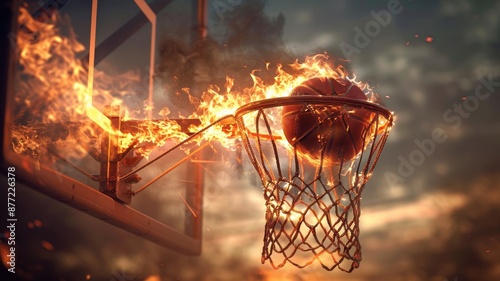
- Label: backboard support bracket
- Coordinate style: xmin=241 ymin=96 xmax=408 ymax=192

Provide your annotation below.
xmin=97 ymin=105 xmax=141 ymax=204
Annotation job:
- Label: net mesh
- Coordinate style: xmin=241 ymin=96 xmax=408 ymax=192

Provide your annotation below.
xmin=235 ymin=96 xmax=393 ymax=271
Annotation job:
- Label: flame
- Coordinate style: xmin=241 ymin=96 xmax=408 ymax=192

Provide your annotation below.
xmin=11 ymin=6 xmax=388 ymax=164
xmin=189 ymin=55 xmax=359 ymax=149
xmin=194 ymin=55 xmax=351 ymax=123
xmin=12 ymin=7 xmax=189 ymax=159
xmin=190 ymin=53 xmax=387 ymax=154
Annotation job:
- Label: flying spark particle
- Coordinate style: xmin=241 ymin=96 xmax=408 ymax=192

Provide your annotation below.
xmin=41 ymin=240 xmax=54 ymax=251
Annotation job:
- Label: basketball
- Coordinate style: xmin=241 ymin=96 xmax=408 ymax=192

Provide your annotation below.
xmin=281 ymin=76 xmax=372 ymax=164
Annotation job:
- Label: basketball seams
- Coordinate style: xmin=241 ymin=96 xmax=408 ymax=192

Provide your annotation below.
xmin=327 ymin=77 xmax=336 ymax=95
xmin=292 ymin=77 xmax=362 ymax=98
xmin=342 ymin=114 xmax=361 ymax=160
xmin=283 ymin=105 xmax=365 ymax=160
xmin=305 ymin=77 xmax=336 ymax=96
xmin=298 ymin=84 xmax=328 ymax=97
xmin=349 ymin=112 xmax=374 ymax=128
xmin=286 ymin=105 xmax=323 ymax=149
xmin=342 ymin=84 xmax=354 ymax=98
xmin=281 ymin=77 xmax=371 ymax=164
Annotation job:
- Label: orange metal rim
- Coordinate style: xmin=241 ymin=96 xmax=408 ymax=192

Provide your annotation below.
xmin=234 ymin=96 xmax=394 ymax=121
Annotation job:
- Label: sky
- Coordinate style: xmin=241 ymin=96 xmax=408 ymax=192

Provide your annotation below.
xmin=1 ymin=0 xmax=500 ymax=280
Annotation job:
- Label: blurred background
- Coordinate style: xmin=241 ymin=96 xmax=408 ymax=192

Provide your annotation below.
xmin=1 ymin=0 xmax=500 ymax=280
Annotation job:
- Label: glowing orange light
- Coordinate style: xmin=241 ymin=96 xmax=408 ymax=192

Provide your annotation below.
xmin=13 ymin=7 xmax=388 ymax=162
xmin=41 ymin=240 xmax=54 ymax=251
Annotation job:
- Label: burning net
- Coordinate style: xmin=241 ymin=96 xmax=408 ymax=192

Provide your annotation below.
xmin=235 ymin=97 xmax=393 ymax=271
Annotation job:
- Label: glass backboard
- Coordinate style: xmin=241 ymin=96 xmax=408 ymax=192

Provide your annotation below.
xmin=0 ymin=0 xmax=216 ymax=256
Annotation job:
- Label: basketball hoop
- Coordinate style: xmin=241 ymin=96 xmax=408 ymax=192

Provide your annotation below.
xmin=234 ymin=96 xmax=394 ymax=271
xmin=1 ymin=0 xmax=400 ymax=272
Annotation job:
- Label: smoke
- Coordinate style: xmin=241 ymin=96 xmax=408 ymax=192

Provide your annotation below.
xmin=156 ymin=0 xmax=293 ymax=117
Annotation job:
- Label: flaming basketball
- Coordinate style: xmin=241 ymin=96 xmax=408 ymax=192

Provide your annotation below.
xmin=281 ymin=77 xmax=372 ymax=164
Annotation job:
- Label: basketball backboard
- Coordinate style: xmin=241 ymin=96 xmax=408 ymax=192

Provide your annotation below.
xmin=0 ymin=0 xmax=214 ymax=256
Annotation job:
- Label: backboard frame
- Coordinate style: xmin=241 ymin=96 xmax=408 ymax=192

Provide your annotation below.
xmin=0 ymin=0 xmax=204 ymax=256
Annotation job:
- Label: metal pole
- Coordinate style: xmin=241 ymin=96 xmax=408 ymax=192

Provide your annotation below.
xmin=192 ymin=0 xmax=208 ymax=42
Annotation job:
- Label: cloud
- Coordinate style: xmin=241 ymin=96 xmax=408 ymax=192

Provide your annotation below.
xmin=441 ymin=0 xmax=500 ymax=44
xmin=286 ymin=32 xmax=337 ymax=55
xmin=440 ymin=0 xmax=472 ymax=16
